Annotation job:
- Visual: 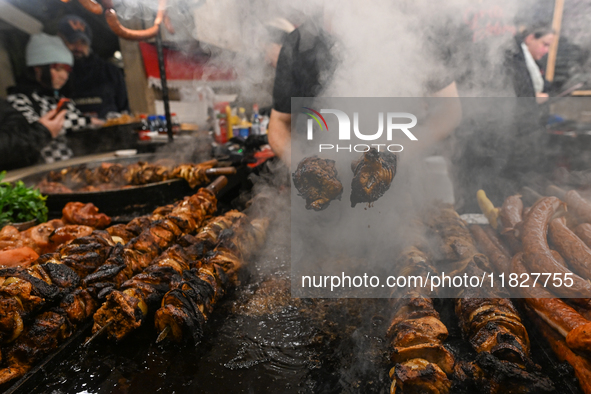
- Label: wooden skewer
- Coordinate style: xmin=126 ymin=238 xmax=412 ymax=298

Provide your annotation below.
xmin=206 ymin=176 xmax=228 ymax=194
xmin=205 ymin=167 xmax=236 ymax=177
xmin=156 ymin=325 xmax=171 ymax=343
xmin=83 ymin=319 xmax=115 ymax=347
xmin=198 ymin=159 xmax=218 ymax=168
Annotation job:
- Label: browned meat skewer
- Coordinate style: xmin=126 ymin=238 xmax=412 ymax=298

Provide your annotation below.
xmin=90 ymin=211 xmax=245 ymax=342
xmin=0 ymin=178 xmax=228 ymax=385
xmin=350 ymin=148 xmax=396 ymax=207
xmin=387 ymin=246 xmax=453 ymax=394
xmin=292 ymin=156 xmax=343 ymax=211
xmin=0 ymin=178 xmax=224 ymax=347
xmin=153 ymin=216 xmax=269 ymax=344
xmin=427 ymin=204 xmax=554 ymax=394
xmin=38 ymin=159 xmax=222 ymax=193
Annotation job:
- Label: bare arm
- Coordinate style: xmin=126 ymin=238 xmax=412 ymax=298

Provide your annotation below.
xmin=404 ymin=81 xmax=462 ymax=157
xmin=268 ymin=109 xmax=292 ymax=166
xmin=424 ymin=81 xmax=462 ymax=142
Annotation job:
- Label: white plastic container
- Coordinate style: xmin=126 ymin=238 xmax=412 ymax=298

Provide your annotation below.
xmin=423 ymin=156 xmax=455 ymax=204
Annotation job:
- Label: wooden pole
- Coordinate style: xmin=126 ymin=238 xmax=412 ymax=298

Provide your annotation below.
xmin=546 ymin=0 xmax=564 ymax=82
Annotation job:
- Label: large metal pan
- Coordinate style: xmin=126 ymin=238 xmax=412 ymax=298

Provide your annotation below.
xmin=15 ymin=153 xmax=206 ymax=219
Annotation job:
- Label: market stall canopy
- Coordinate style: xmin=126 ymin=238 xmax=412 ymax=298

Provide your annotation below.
xmin=139 ymin=41 xmax=236 ymax=89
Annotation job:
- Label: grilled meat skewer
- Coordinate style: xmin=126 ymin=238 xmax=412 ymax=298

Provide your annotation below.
xmin=90 ymin=211 xmax=245 ymax=342
xmin=0 ymin=178 xmax=223 ymax=346
xmin=427 ymin=204 xmax=554 ymax=393
xmin=38 ymin=159 xmax=222 ymax=192
xmin=0 ymin=179 xmax=228 ymax=384
xmin=350 ymin=148 xmax=396 ymax=207
xmin=387 ymin=247 xmax=453 ymax=394
xmin=292 ymin=156 xmax=343 ymax=211
xmin=0 ymin=231 xmax=115 ymax=344
xmin=154 ymin=217 xmax=269 ymax=344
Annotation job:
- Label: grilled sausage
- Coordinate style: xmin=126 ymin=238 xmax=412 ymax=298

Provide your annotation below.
xmin=530 ymin=310 xmax=591 ymax=394
xmin=499 ymin=195 xmax=524 ymax=252
xmin=500 ymin=195 xmax=523 ymax=232
xmin=512 ymin=253 xmax=591 ymax=352
xmin=549 ymin=218 xmax=591 ymax=279
xmin=575 ymin=223 xmax=591 ymax=249
xmin=470 ymin=225 xmax=511 ymax=273
xmin=521 ymin=197 xmax=591 ymax=298
xmin=104 ymin=0 xmax=166 ymax=41
xmin=78 ymin=0 xmax=103 ymax=14
xmin=481 ymin=225 xmax=512 ymax=258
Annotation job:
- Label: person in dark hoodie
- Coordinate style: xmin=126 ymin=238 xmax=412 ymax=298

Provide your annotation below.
xmin=58 ymin=15 xmax=129 ymax=118
xmin=0 ymin=99 xmax=66 ymax=170
xmin=7 ymin=33 xmax=103 ymax=164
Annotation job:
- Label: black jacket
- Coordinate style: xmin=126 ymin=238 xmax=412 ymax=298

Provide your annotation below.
xmin=0 ymin=99 xmax=52 ymax=171
xmin=504 ymin=38 xmax=548 ymax=98
xmin=64 ymin=53 xmax=129 ymax=118
xmin=7 ymin=80 xmax=91 ymax=163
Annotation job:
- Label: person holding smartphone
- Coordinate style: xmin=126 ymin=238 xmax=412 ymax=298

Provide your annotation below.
xmin=0 ymin=98 xmax=67 ymax=170
xmin=7 ymin=33 xmax=103 ymax=164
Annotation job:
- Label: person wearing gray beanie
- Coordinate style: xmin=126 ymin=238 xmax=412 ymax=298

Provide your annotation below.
xmin=6 ymin=33 xmax=103 ymax=164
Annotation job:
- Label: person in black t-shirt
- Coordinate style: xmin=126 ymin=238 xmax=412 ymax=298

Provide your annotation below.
xmin=58 ymin=15 xmax=130 ymax=118
xmin=268 ymin=21 xmax=333 ymax=165
xmin=268 ymin=17 xmax=461 ymax=166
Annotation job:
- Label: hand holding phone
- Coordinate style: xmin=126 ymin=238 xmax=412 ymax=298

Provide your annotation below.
xmin=52 ymin=98 xmax=70 ymax=119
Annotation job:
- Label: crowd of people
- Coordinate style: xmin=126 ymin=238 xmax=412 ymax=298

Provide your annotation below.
xmin=0 ymin=9 xmax=559 ymax=212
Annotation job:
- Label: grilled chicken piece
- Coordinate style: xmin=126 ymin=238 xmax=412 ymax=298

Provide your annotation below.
xmin=61 ymin=202 xmax=112 ymax=229
xmin=48 ymin=225 xmax=94 ymax=246
xmin=424 ymin=203 xmax=481 ymax=263
xmin=454 ymin=352 xmax=554 ymax=394
xmin=350 ymin=148 xmax=396 ymax=207
xmin=47 ymin=165 xmax=88 ymax=189
xmin=292 ymin=156 xmax=343 ymax=211
xmin=0 ymin=247 xmax=39 ymax=267
xmin=0 ymin=226 xmax=36 ymax=252
xmin=124 ymin=162 xmax=172 ymax=185
xmin=92 ymin=288 xmax=148 ymax=341
xmin=390 ymin=358 xmax=451 ymax=394
xmin=170 ymin=163 xmax=214 ymax=188
xmin=20 ymin=220 xmax=65 ymax=255
xmin=0 ymin=311 xmax=71 ymax=385
xmin=455 ymin=293 xmax=530 ymax=366
xmin=388 ymin=316 xmax=449 ymax=348
xmin=35 ymin=180 xmax=73 ymax=194
xmin=106 ymin=224 xmax=135 ymax=244
xmin=93 ymin=162 xmax=126 ymax=185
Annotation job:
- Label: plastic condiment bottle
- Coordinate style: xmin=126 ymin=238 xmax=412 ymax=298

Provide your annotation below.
xmin=225 ymin=105 xmax=233 ymax=138
xmin=251 ymin=104 xmax=261 ymax=135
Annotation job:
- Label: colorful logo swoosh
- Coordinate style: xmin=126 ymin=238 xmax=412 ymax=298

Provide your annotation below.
xmin=301 ymin=107 xmax=328 ymax=131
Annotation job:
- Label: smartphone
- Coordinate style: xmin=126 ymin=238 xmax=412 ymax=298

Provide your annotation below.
xmin=52 ymin=98 xmax=70 ymax=118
